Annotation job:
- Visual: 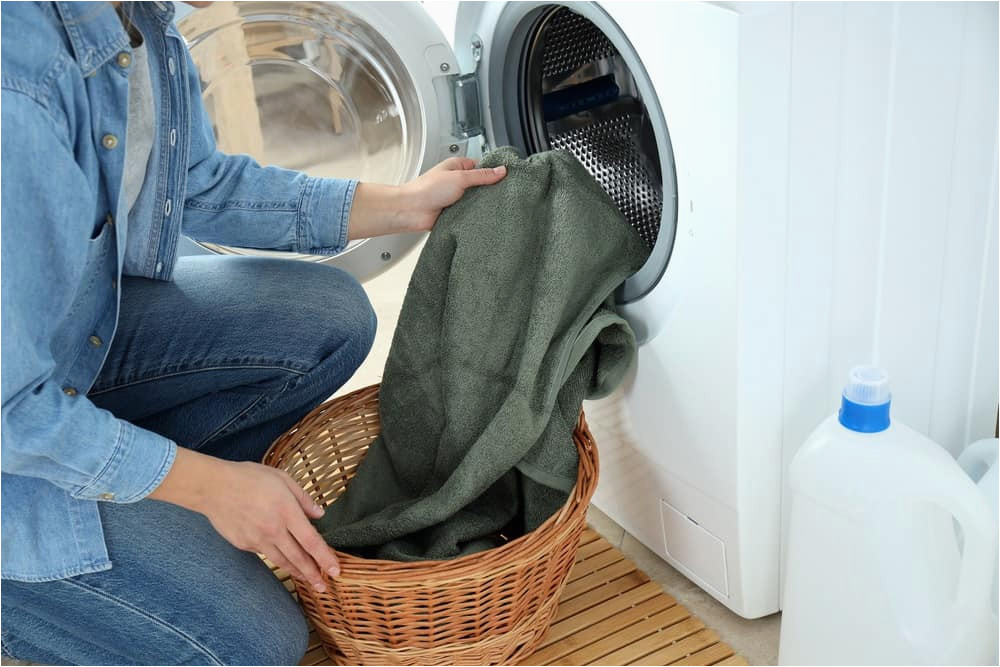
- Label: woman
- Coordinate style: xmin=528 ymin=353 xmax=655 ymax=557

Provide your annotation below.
xmin=0 ymin=2 xmax=506 ymax=664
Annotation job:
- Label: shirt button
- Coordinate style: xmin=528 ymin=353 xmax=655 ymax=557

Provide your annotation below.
xmin=99 ymin=492 xmax=115 ymax=501
xmin=63 ymin=387 xmax=78 ymax=397
xmin=105 ymin=213 xmax=114 ymax=227
xmin=117 ymin=52 xmax=132 ymax=68
xmin=168 ymin=57 xmax=176 ymax=76
xmin=102 ymin=134 xmax=119 ymax=150
xmin=88 ymin=335 xmax=103 ymax=347
xmin=155 ymin=262 xmax=163 ymax=274
xmin=112 ymin=277 xmax=118 ymax=290
xmin=169 ymin=128 xmax=177 ymax=146
xmin=164 ymin=199 xmax=172 ymax=216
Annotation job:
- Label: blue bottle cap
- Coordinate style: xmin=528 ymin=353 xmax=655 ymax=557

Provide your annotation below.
xmin=838 ymin=365 xmax=891 ymax=433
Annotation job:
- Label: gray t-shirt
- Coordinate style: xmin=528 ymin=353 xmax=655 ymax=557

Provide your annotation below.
xmin=121 ymin=40 xmax=154 ymax=219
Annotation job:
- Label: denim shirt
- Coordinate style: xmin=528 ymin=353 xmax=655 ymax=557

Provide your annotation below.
xmin=1 ymin=1 xmax=357 ymax=581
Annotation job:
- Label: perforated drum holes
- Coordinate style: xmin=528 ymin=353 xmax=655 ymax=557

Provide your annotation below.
xmin=523 ymin=7 xmax=664 ymax=249
xmin=539 ymin=9 xmax=619 ymax=79
xmin=549 ymin=114 xmax=663 ymax=248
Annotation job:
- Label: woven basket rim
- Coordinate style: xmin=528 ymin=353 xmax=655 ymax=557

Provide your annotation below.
xmin=262 ymin=383 xmax=599 ymax=583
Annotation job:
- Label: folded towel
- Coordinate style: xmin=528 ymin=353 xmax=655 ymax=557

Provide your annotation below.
xmin=317 ymin=147 xmax=650 ymax=560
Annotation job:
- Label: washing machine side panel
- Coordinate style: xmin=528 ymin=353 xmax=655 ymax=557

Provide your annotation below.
xmin=732 ymin=3 xmax=796 ymax=620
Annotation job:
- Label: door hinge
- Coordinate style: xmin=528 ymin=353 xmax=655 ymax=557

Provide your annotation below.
xmin=449 ymin=36 xmax=484 ymax=139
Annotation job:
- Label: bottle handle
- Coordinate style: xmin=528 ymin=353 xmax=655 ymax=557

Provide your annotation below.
xmin=871 ymin=456 xmax=996 ymax=661
xmin=939 ymin=475 xmax=996 ymax=629
xmin=957 ymin=438 xmax=999 ymax=483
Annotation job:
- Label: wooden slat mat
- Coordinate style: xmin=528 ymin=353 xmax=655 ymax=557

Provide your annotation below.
xmin=270 ymin=529 xmax=748 ymax=666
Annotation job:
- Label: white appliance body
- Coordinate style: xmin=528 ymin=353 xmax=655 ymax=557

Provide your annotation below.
xmin=178 ymin=1 xmax=1000 ymax=619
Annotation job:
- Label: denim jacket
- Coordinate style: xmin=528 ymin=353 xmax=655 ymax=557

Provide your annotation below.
xmin=1 ymin=1 xmax=357 ymax=581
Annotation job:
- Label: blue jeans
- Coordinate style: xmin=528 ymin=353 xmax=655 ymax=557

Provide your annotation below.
xmin=1 ymin=256 xmax=376 ymax=665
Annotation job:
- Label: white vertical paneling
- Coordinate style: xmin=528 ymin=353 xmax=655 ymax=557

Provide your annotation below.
xmin=874 ymin=2 xmax=966 ymax=434
xmin=929 ymin=2 xmax=1000 ymax=453
xmin=780 ymin=2 xmax=845 ymax=480
xmin=967 ymin=141 xmax=1000 ymax=446
xmin=826 ymin=3 xmax=896 ymax=407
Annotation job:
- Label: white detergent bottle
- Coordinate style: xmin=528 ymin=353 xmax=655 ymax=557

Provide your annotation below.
xmin=779 ymin=366 xmax=998 ymax=666
xmin=957 ymin=438 xmax=999 ymax=664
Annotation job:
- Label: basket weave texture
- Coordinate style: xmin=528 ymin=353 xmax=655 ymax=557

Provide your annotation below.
xmin=262 ymin=384 xmax=600 ymax=666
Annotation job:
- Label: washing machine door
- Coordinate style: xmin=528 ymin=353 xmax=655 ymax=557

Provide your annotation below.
xmin=177 ymin=1 xmax=469 ymax=282
xmin=453 ymin=1 xmax=683 ymax=342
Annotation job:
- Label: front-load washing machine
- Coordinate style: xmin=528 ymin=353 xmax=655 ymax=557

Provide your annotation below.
xmin=176 ymin=1 xmax=1000 ymax=620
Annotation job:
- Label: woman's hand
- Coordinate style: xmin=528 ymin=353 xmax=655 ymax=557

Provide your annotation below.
xmin=149 ymin=448 xmax=339 ymax=592
xmin=401 ymin=157 xmax=508 ymax=231
xmin=347 ymin=157 xmax=506 ymax=240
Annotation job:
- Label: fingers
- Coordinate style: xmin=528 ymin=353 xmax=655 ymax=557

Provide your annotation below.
xmin=276 ymin=533 xmax=327 ymax=593
xmin=279 ymin=472 xmax=342 ymax=583
xmin=266 ymin=549 xmax=305 ymax=583
xmin=279 ymin=472 xmax=324 ymax=519
xmin=431 ymin=157 xmax=507 ymax=191
xmin=434 ymin=156 xmax=477 ymax=172
xmin=288 ymin=510 xmax=342 ymax=579
xmin=459 ymin=165 xmax=507 ymax=188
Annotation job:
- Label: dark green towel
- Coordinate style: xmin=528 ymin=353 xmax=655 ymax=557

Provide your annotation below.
xmin=317 ymin=147 xmax=649 ymax=560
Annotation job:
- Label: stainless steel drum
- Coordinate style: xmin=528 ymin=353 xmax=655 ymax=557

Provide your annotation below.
xmin=521 ymin=6 xmax=664 ymax=250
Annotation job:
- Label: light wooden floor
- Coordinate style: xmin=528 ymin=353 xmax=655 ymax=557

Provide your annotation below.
xmin=279 ymin=529 xmax=748 ymax=666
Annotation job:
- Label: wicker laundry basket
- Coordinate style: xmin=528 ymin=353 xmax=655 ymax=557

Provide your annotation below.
xmin=262 ymin=383 xmax=599 ymax=665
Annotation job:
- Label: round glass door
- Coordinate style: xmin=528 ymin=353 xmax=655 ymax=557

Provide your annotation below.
xmin=178 ymin=1 xmax=425 ymax=265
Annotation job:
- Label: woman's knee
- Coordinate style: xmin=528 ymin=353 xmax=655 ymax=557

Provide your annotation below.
xmin=294 ymin=263 xmax=376 ymax=371
xmin=330 ymin=267 xmax=377 ymax=365
xmin=1 ymin=574 xmax=310 ymax=667
xmin=216 ymin=598 xmax=310 ymax=666
xmin=173 ymin=256 xmax=376 ymax=384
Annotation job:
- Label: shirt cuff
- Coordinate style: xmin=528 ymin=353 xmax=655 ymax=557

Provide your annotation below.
xmin=297 ymin=176 xmax=357 ymax=255
xmin=71 ymin=421 xmax=177 ymax=503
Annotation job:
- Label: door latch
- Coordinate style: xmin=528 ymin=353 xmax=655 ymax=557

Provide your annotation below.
xmin=449 ymin=36 xmax=484 ymax=139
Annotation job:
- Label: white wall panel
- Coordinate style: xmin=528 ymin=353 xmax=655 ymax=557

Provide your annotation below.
xmin=875 ymin=2 xmax=967 ymax=437
xmin=825 ymin=2 xmax=896 ymax=412
xmin=779 ymin=2 xmax=846 ymax=498
xmin=967 ymin=143 xmax=1000 ymax=447
xmin=769 ymin=0 xmax=997 ymax=605
xmin=929 ymin=2 xmax=1000 ymax=453
xmin=779 ymin=1 xmax=998 ymax=459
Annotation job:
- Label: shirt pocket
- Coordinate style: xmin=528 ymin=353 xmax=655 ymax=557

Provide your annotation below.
xmin=62 ymin=216 xmax=116 ymax=315
xmin=79 ymin=217 xmax=115 ymax=294
xmin=89 ymin=214 xmax=113 ymax=241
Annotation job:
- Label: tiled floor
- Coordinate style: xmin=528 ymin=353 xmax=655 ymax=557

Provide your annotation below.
xmin=586 ymin=506 xmax=780 ymax=666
